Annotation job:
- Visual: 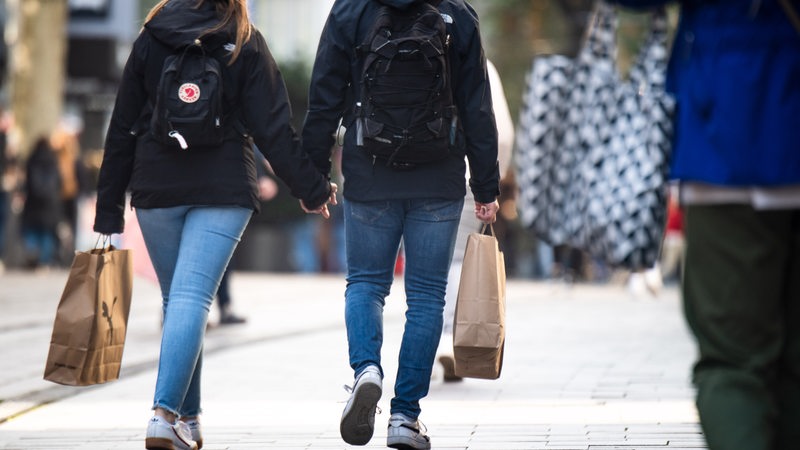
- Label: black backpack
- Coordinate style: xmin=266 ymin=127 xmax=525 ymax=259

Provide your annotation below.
xmin=355 ymin=1 xmax=457 ymax=169
xmin=151 ymin=39 xmax=225 ymax=150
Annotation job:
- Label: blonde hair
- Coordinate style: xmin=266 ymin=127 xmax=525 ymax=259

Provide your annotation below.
xmin=50 ymin=126 xmax=80 ymax=199
xmin=144 ymin=0 xmax=252 ymax=64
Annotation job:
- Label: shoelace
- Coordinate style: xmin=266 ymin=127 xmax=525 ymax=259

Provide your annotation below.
xmin=391 ymin=416 xmax=429 ymax=438
xmin=416 ymin=420 xmax=428 ymax=435
xmin=342 ymin=384 xmax=382 ymax=414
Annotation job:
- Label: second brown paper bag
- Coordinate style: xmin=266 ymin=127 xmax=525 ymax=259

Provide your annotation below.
xmin=452 ymin=225 xmax=506 ymax=379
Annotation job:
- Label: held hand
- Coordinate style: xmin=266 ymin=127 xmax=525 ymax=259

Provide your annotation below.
xmin=474 ymin=200 xmax=499 ymax=224
xmin=328 ymin=182 xmax=339 ymax=206
xmin=300 ymin=182 xmax=338 ymax=219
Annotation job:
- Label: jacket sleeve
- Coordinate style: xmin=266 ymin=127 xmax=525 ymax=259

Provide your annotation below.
xmin=302 ymin=10 xmax=351 ymax=175
xmin=93 ymin=35 xmax=148 ymax=234
xmin=451 ymin=5 xmax=500 ymax=204
xmin=242 ymin=32 xmax=331 ymax=210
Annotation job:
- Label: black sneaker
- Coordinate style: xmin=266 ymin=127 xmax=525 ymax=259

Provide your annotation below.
xmin=219 ymin=311 xmax=247 ymax=325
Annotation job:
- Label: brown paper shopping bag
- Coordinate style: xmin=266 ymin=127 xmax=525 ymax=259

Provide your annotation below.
xmin=44 ymin=245 xmax=133 ymax=386
xmin=453 ymin=224 xmax=506 ymax=379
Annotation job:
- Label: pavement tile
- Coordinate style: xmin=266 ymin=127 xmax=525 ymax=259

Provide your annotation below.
xmin=0 ymin=272 xmax=706 ymax=449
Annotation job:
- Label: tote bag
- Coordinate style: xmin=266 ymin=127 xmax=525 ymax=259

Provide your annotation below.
xmin=515 ymin=1 xmax=675 ymax=269
xmin=44 ymin=245 xmax=133 ymax=386
xmin=453 ymin=225 xmax=506 ymax=380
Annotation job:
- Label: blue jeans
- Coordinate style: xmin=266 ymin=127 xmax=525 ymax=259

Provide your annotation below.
xmin=344 ymin=198 xmax=462 ymax=419
xmin=22 ymin=226 xmax=57 ymax=265
xmin=137 ymin=205 xmax=252 ymax=417
xmin=287 ymin=216 xmax=322 ymax=273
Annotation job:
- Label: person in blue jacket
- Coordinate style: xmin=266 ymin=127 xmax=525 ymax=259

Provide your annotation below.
xmin=612 ymin=1 xmax=800 ymax=449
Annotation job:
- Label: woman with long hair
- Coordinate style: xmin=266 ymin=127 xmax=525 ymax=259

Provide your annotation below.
xmin=94 ymin=1 xmax=335 ymax=449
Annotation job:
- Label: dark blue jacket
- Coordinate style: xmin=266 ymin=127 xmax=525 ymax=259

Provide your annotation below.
xmin=302 ymin=0 xmax=500 ymax=204
xmin=615 ymin=0 xmax=800 ymax=186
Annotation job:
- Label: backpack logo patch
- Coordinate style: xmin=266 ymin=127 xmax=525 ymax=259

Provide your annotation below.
xmin=178 ymin=83 xmax=201 ymax=103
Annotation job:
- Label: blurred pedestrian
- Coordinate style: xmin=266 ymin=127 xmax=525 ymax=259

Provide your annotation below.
xmin=303 ymin=0 xmax=500 ymax=447
xmin=92 ymin=1 xmax=335 ymax=449
xmin=0 ymin=111 xmax=11 ymax=273
xmin=21 ymin=137 xmax=62 ymax=269
xmin=437 ymin=59 xmax=514 ymax=382
xmin=660 ymin=184 xmax=684 ymax=283
xmin=613 ymin=1 xmax=800 ymax=449
xmin=50 ymin=119 xmax=90 ymax=264
xmin=213 ymin=267 xmax=246 ymax=325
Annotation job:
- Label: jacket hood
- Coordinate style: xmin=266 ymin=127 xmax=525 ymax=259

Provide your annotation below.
xmin=376 ymin=0 xmax=426 ymax=10
xmin=144 ymin=0 xmax=233 ymax=50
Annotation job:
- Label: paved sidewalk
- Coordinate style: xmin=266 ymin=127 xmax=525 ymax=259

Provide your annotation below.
xmin=0 ymin=270 xmax=707 ymax=449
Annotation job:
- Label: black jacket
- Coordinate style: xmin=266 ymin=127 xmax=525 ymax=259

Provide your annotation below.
xmin=22 ymin=142 xmax=62 ymax=230
xmin=302 ymin=0 xmax=500 ymax=203
xmin=94 ymin=0 xmax=331 ymax=234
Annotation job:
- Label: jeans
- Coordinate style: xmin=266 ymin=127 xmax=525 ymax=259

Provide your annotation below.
xmin=216 ymin=266 xmax=232 ymax=309
xmin=288 ymin=216 xmax=322 ymax=273
xmin=137 ymin=205 xmax=252 ymax=417
xmin=344 ymin=198 xmax=462 ymax=419
xmin=22 ymin=226 xmax=57 ymax=266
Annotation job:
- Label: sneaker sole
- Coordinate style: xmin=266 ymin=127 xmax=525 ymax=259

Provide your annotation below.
xmin=145 ymin=436 xmax=198 ymax=450
xmin=387 ymin=435 xmax=431 ymax=450
xmin=340 ymin=381 xmax=382 ymax=445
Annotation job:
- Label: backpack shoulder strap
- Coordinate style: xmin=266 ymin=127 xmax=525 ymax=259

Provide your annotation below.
xmin=356 ymin=5 xmax=393 ymax=55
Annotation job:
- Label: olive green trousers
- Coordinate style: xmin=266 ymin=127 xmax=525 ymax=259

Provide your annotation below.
xmin=683 ymin=205 xmax=800 ymax=450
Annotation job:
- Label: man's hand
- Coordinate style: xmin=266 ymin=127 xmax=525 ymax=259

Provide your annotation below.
xmin=300 ymin=182 xmax=339 ymax=219
xmin=474 ymin=200 xmax=499 ymax=224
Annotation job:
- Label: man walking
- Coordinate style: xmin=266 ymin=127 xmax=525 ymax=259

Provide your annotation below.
xmin=302 ymin=0 xmax=500 ymax=448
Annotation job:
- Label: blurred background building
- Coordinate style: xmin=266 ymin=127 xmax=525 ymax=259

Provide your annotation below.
xmin=0 ymin=0 xmax=669 ymax=280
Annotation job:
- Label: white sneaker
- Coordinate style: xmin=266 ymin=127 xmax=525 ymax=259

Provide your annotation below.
xmin=340 ymin=365 xmax=382 ymax=446
xmin=145 ymin=416 xmax=198 ymax=450
xmin=182 ymin=419 xmax=203 ymax=449
xmin=387 ymin=413 xmax=431 ymax=449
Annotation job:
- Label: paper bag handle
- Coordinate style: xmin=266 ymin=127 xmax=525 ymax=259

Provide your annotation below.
xmin=94 ymin=234 xmax=112 ymax=250
xmin=91 ymin=234 xmax=119 ymax=255
xmin=480 ymin=224 xmax=496 ymax=237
